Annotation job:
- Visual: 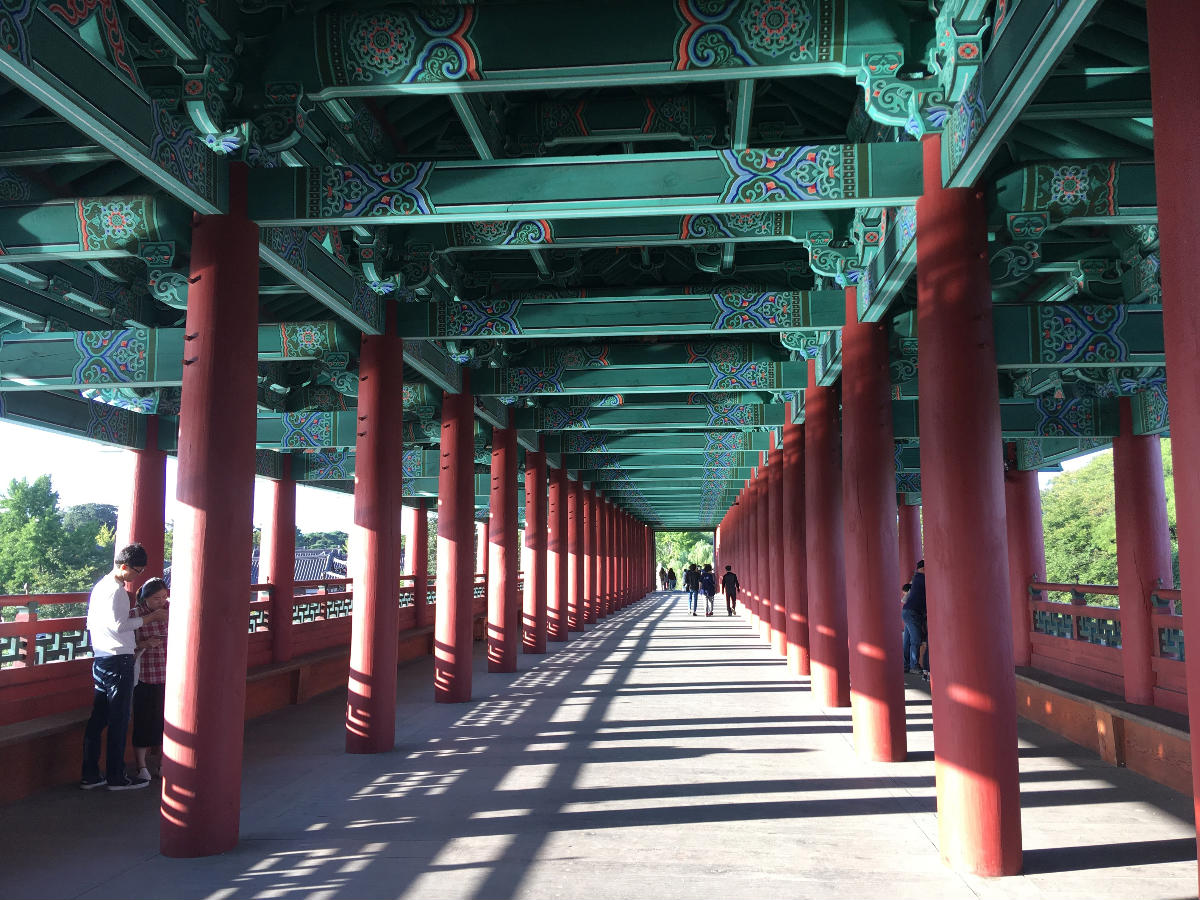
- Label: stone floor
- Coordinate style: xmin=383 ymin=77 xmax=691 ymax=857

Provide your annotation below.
xmin=5 ymin=591 xmax=1198 ymax=899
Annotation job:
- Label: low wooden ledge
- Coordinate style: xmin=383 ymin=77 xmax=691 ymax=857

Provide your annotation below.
xmin=1015 ymin=667 xmax=1191 ymax=795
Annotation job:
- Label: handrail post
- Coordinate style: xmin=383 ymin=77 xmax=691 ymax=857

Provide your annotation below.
xmin=15 ymin=602 xmax=38 ymax=668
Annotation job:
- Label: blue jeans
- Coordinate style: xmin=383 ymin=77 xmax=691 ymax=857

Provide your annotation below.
xmin=901 ymin=609 xmax=925 ymax=672
xmin=82 ymin=654 xmax=136 ymax=783
xmin=688 ymin=589 xmax=699 ymax=613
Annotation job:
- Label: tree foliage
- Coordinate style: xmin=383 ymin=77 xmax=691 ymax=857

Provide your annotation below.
xmin=0 ymin=477 xmax=116 ymax=596
xmin=1040 ymin=441 xmax=1178 ymax=590
xmin=654 ymin=531 xmax=714 ymax=575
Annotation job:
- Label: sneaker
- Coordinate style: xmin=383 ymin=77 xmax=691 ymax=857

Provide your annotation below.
xmin=107 ymin=774 xmax=151 ymax=791
xmin=80 ymin=775 xmax=107 ymax=791
xmin=136 ymin=767 xmax=152 ymax=782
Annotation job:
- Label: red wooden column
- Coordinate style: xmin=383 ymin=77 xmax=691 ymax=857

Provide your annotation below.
xmin=618 ymin=511 xmax=627 ymax=608
xmin=841 ymin=286 xmax=907 ymax=762
xmin=434 ymin=375 xmax=475 ymax=703
xmin=260 ymin=455 xmax=296 ymax=663
xmin=768 ymin=444 xmax=786 ymax=653
xmin=487 ymin=424 xmax=519 ymax=672
xmin=410 ymin=500 xmax=433 ymax=629
xmin=584 ymin=488 xmax=598 ymax=624
xmin=601 ymin=498 xmax=612 ymax=616
xmin=916 ymin=134 xmax=1021 ymax=876
xmin=122 ymin=413 xmax=167 ymax=597
xmin=160 ymin=167 xmax=258 ymax=858
xmin=1114 ymin=398 xmax=1174 ymax=705
xmin=756 ymin=464 xmax=772 ymax=641
xmin=547 ymin=465 xmax=568 ymax=641
xmin=470 ymin=525 xmax=484 ymax=580
xmin=346 ymin=307 xmax=405 ymax=753
xmin=567 ymin=478 xmax=584 ymax=631
xmin=1003 ymin=467 xmax=1043 ymax=669
xmin=624 ymin=513 xmax=633 ymax=607
xmin=782 ymin=418 xmax=809 ymax=675
xmin=805 ymin=361 xmax=850 ymax=708
xmin=522 ymin=446 xmax=548 ymax=654
xmin=1148 ymin=11 xmax=1200 ymax=883
xmin=898 ymin=501 xmax=923 ymax=580
xmin=744 ymin=480 xmax=753 ymax=628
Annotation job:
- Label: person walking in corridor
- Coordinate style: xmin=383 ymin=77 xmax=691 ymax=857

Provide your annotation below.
xmin=721 ymin=565 xmax=740 ymax=616
xmin=700 ymin=564 xmax=717 ymax=616
xmin=659 ymin=566 xmax=668 ymax=591
xmin=684 ymin=563 xmax=701 ymax=615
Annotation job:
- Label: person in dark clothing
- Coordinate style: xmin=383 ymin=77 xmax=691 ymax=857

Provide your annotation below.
xmin=699 ymin=564 xmax=717 ymax=616
xmin=901 ymin=561 xmax=927 ymax=676
xmin=666 ymin=567 xmax=677 ymax=590
xmin=900 ymin=582 xmax=913 ymax=672
xmin=721 ymin=565 xmax=740 ymax=616
xmin=684 ymin=564 xmax=701 ymax=615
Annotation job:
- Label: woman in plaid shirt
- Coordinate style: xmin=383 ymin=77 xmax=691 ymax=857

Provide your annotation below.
xmin=132 ymin=578 xmax=169 ymax=781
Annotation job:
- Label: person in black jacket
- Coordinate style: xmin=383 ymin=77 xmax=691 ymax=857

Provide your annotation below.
xmin=700 ymin=564 xmax=717 ymax=616
xmin=684 ymin=564 xmax=701 ymax=615
xmin=721 ymin=565 xmax=740 ymax=616
xmin=901 ymin=561 xmax=927 ymax=676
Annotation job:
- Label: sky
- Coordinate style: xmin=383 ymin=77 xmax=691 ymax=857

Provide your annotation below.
xmin=0 ymin=419 xmax=354 ymax=533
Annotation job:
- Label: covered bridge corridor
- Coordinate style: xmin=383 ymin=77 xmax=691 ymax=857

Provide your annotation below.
xmin=5 ymin=591 xmax=1196 ymax=899
xmin=5 ymin=0 xmax=1200 ymax=896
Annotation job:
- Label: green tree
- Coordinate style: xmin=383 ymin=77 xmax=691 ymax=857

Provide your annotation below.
xmin=655 ymin=531 xmax=714 ymax=576
xmin=62 ymin=503 xmax=118 ymax=533
xmin=1040 ymin=441 xmax=1178 ymax=597
xmin=0 ymin=476 xmax=114 ymax=597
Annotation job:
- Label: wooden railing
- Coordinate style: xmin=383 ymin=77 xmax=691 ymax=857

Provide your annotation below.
xmin=0 ymin=569 xmax=524 ymax=725
xmin=1028 ymin=580 xmax=1186 ymax=713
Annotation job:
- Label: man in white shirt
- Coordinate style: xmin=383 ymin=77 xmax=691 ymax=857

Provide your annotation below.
xmin=81 ymin=543 xmax=168 ymax=791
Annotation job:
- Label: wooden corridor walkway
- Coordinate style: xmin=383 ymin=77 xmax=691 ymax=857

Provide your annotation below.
xmin=4 ymin=592 xmax=1197 ymax=900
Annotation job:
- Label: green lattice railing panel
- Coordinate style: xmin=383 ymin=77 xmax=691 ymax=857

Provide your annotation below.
xmin=1159 ymin=627 xmax=1185 ymax=661
xmin=0 ymin=635 xmax=21 ymax=666
xmin=248 ymin=608 xmax=269 ymax=633
xmin=1076 ymin=616 xmax=1121 ymax=648
xmin=1033 ymin=609 xmax=1073 ymax=639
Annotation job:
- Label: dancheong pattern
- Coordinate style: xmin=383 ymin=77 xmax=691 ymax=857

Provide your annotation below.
xmin=302 ymin=449 xmax=353 ymax=481
xmin=680 ymin=212 xmax=787 ymax=239
xmin=441 ymin=296 xmax=523 ymax=337
xmin=76 ymin=197 xmax=155 ymax=251
xmin=1027 ymin=161 xmax=1118 ymax=223
xmin=711 ymin=288 xmax=793 ymax=329
xmin=85 ymin=400 xmax=137 ymax=446
xmin=451 ymin=220 xmax=552 ymax=246
xmin=73 ymin=328 xmax=153 ymax=384
xmin=1039 ymin=305 xmax=1128 ymax=365
xmin=720 ymin=146 xmax=850 ymax=204
xmin=675 ymin=0 xmax=835 ymax=69
xmin=279 ymin=323 xmax=332 ymax=357
xmin=498 ymin=366 xmax=564 ymax=395
xmin=322 ymin=6 xmax=479 ymax=86
xmin=566 ymin=432 xmax=609 ymax=453
xmin=706 ymin=433 xmax=747 ymax=452
xmin=309 ymin=162 xmax=435 ymax=218
xmin=687 ymin=342 xmax=775 ymax=389
xmin=282 ymin=412 xmax=335 ymax=448
xmin=1035 ymin=398 xmax=1095 ymax=437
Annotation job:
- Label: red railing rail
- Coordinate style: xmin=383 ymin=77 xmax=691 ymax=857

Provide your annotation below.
xmin=1027 ymin=579 xmax=1187 ymax=713
xmin=2 ymin=570 xmax=521 ymax=716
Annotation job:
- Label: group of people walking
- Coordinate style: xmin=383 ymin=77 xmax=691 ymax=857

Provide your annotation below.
xmin=659 ymin=563 xmax=741 ymax=617
xmin=81 ymin=542 xmax=171 ymax=791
